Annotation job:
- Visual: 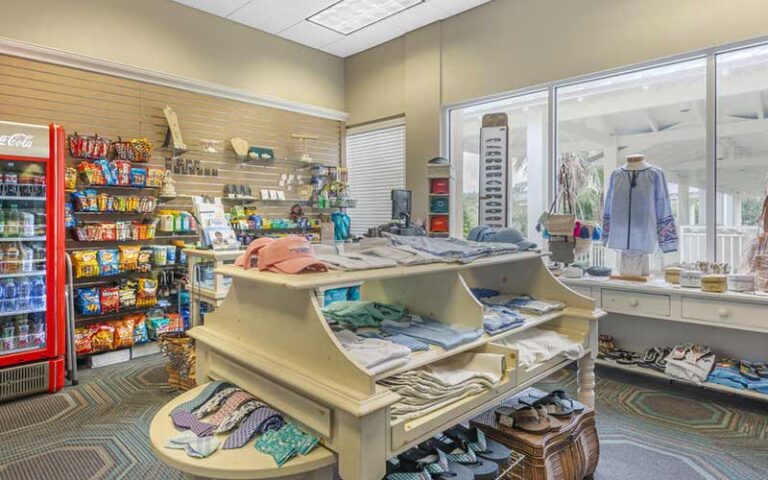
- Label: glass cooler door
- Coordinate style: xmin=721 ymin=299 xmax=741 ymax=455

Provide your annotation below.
xmin=0 ymin=159 xmax=49 ymax=359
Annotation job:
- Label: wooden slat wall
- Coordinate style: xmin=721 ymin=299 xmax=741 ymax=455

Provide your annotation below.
xmin=0 ymin=54 xmax=342 ymax=217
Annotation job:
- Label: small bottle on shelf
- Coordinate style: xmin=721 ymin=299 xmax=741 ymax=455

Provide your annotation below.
xmin=6 ymin=204 xmax=20 ymax=238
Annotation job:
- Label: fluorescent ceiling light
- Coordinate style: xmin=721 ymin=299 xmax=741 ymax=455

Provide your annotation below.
xmin=308 ymin=0 xmax=424 ymax=35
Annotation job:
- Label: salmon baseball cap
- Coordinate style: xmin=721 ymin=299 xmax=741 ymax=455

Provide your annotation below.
xmin=257 ymin=235 xmax=328 ymax=274
xmin=235 ymin=237 xmax=275 ymax=270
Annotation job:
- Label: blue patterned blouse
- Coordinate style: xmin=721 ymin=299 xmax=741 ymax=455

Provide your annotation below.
xmin=602 ymin=165 xmax=679 ymax=254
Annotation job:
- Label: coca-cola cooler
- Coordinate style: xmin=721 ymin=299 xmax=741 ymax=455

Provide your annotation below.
xmin=0 ymin=121 xmax=66 ymax=402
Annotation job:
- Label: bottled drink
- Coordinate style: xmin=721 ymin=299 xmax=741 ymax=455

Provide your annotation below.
xmin=33 ymin=244 xmax=45 ymax=271
xmin=6 ymin=204 xmax=20 ymax=238
xmin=3 ymin=242 xmax=20 ymax=274
xmin=0 ymin=203 xmax=5 ymax=238
xmin=34 ymin=212 xmax=45 ymax=236
xmin=17 ymin=277 xmax=30 ymax=311
xmin=21 ymin=211 xmax=34 ymax=237
xmin=0 ymin=280 xmax=5 ymax=313
xmin=4 ymin=278 xmax=17 ymax=313
xmin=20 ymin=244 xmax=33 ymax=273
xmin=31 ymin=276 xmax=45 ymax=308
xmin=1 ymin=320 xmax=15 ymax=352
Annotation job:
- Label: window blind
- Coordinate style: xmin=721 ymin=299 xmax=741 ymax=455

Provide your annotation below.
xmin=346 ymin=122 xmax=406 ymax=235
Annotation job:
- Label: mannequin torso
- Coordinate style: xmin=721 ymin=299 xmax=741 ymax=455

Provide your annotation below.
xmin=624 ymin=154 xmax=649 ymax=170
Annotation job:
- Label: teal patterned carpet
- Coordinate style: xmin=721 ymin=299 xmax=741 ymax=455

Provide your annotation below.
xmin=0 ymin=356 xmax=765 ymax=480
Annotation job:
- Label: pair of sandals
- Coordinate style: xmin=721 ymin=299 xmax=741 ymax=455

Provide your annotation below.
xmin=722 ymin=359 xmax=768 ymax=381
xmin=494 ymin=390 xmax=585 ymax=434
xmin=385 ymin=425 xmax=512 ymax=480
xmin=639 ymin=347 xmax=672 ymax=372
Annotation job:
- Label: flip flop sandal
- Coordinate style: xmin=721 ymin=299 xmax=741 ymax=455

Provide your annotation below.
xmin=550 ymin=390 xmax=586 ymax=413
xmin=494 ymin=405 xmax=551 ymax=433
xmin=385 ymin=457 xmax=432 ymax=480
xmin=717 ymin=357 xmax=738 ymax=369
xmin=641 ymin=347 xmax=660 ymax=364
xmin=423 ymin=436 xmax=499 ymax=480
xmin=690 ymin=345 xmax=712 ymax=362
xmin=755 ymin=362 xmax=768 ymax=378
xmin=443 ymin=425 xmax=512 ymax=465
xmin=400 ymin=447 xmax=474 ymax=480
xmin=740 ymin=361 xmax=761 ymax=381
xmin=615 ymin=351 xmax=640 ymax=365
xmin=520 ymin=392 xmax=573 ymax=418
xmin=671 ymin=344 xmax=691 ymax=360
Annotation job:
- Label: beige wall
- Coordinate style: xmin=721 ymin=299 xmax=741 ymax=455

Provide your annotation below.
xmin=345 ymin=0 xmax=768 ymax=219
xmin=0 ymin=0 xmax=345 ymax=111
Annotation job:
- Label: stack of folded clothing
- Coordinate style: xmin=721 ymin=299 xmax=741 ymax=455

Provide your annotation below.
xmin=334 ymin=329 xmax=412 ymax=374
xmin=707 ymin=358 xmax=768 ymax=394
xmin=358 ymin=331 xmax=430 ymax=352
xmin=346 ymin=238 xmax=444 ymax=266
xmin=470 ymin=288 xmax=525 ymax=335
xmin=468 ymin=226 xmax=538 ymax=251
xmin=504 ymin=295 xmax=566 ymax=315
xmin=314 ymin=243 xmax=399 ymax=271
xmin=380 ymin=353 xmax=505 ymax=421
xmin=385 ymin=235 xmax=519 ymax=263
xmin=498 ymin=327 xmax=584 ymax=369
xmin=322 ymin=300 xmax=406 ymax=329
xmin=664 ymin=344 xmax=715 ymax=385
xmin=381 ymin=315 xmax=484 ymax=350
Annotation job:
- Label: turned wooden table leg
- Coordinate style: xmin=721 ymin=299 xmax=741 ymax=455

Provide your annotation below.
xmin=577 ymin=355 xmax=596 ymax=408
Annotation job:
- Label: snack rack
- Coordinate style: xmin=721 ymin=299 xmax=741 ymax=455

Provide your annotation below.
xmin=151 ymin=252 xmax=603 ymax=479
xmin=0 ymin=121 xmax=67 ymax=402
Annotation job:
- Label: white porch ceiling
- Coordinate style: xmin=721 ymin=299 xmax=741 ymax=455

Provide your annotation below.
xmin=172 ymin=0 xmax=491 ymax=57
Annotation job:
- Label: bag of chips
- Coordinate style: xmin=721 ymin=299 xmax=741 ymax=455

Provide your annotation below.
xmin=166 ymin=312 xmax=183 ymax=332
xmin=113 ymin=318 xmax=135 ymax=349
xmin=74 ymin=326 xmax=95 ymax=356
xmin=146 ymin=311 xmax=169 ymax=339
xmin=100 ymin=286 xmax=120 ymax=314
xmin=97 ymin=249 xmax=119 ymax=276
xmin=119 ymin=245 xmax=140 ymax=271
xmin=137 ymin=248 xmax=153 ymax=273
xmin=151 ymin=245 xmax=167 ymax=266
xmin=132 ymin=315 xmax=149 ymax=344
xmin=130 ymin=167 xmax=147 ymax=187
xmin=119 ymin=279 xmax=137 ymax=308
xmin=136 ymin=278 xmax=158 ymax=307
xmin=92 ymin=323 xmax=116 ymax=352
xmin=75 ymin=287 xmax=101 ymax=316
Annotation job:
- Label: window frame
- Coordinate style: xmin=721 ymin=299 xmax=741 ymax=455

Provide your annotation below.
xmin=442 ymin=35 xmax=768 ymax=262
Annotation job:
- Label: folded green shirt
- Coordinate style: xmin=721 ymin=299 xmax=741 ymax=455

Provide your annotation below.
xmin=322 ymin=300 xmax=406 ymax=328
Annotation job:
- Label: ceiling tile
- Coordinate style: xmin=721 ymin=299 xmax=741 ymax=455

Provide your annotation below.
xmin=322 ymin=19 xmax=406 ymax=57
xmin=387 ymin=3 xmax=448 ymax=30
xmin=278 ymin=21 xmax=344 ymax=49
xmin=435 ymin=0 xmax=492 ymax=15
xmin=227 ymin=0 xmax=305 ymax=33
xmin=172 ymin=0 xmax=251 ymax=17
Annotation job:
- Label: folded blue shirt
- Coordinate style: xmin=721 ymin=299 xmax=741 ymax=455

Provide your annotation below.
xmin=381 ymin=315 xmax=484 ymax=350
xmin=357 ymin=331 xmax=430 ymax=352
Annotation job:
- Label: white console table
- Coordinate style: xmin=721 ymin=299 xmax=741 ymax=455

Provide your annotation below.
xmin=562 ymin=277 xmax=768 ymax=401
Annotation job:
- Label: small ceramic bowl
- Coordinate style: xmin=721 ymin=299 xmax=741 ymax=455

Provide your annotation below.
xmin=664 ymin=267 xmax=684 ymax=285
xmin=701 ymin=274 xmax=727 ymax=293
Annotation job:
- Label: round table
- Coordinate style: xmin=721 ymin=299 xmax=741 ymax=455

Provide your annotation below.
xmin=149 ymin=384 xmax=337 ymax=480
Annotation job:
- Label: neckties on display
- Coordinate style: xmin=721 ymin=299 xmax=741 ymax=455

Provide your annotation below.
xmin=194 ymin=387 xmax=241 ymax=419
xmin=164 ymin=430 xmax=221 ymax=458
xmin=206 ymin=391 xmax=255 ymax=426
xmin=170 ymin=411 xmax=216 ymax=437
xmin=215 ymin=400 xmax=265 ymax=435
xmin=222 ymin=405 xmax=284 ymax=449
xmin=170 ymin=381 xmax=233 ymax=415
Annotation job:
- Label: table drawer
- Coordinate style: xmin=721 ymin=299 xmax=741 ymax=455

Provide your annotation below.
xmin=681 ymin=298 xmax=767 ymax=330
xmin=569 ymin=286 xmax=593 ymax=299
xmin=601 ymin=289 xmax=670 ymax=317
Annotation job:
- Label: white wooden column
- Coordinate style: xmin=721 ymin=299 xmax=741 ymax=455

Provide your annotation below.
xmin=527 ymin=108 xmax=547 ymax=245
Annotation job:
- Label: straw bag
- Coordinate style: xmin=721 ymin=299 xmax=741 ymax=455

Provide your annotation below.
xmin=159 ymin=332 xmax=196 ymax=390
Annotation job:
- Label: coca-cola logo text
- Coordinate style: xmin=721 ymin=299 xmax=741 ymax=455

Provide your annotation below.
xmin=0 ymin=134 xmax=34 ymax=149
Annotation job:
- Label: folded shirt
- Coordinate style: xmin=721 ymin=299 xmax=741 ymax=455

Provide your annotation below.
xmin=322 ymin=300 xmax=406 ymax=328
xmin=347 ymin=238 xmax=444 ymax=266
xmin=385 ymin=235 xmax=519 ymax=263
xmin=335 ymin=329 xmax=411 ymax=374
xmin=483 ymin=305 xmax=525 ymax=335
xmin=381 ymin=315 xmax=484 ymax=350
xmin=664 ymin=351 xmax=715 ymax=385
xmin=358 ymin=331 xmax=431 ymax=352
xmin=314 ymin=244 xmax=399 ymax=271
xmin=498 ymin=327 xmax=584 ymax=369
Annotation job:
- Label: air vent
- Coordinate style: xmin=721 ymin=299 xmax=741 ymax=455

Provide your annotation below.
xmin=0 ymin=361 xmax=49 ymax=402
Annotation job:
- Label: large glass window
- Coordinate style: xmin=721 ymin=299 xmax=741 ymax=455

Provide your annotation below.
xmin=716 ymin=45 xmax=768 ymax=271
xmin=556 ymin=59 xmax=707 ymax=269
xmin=449 ymin=91 xmax=548 ymax=241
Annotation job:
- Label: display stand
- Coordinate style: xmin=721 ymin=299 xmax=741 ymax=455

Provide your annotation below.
xmin=426 ymin=164 xmax=454 ymax=237
xmin=157 ymin=253 xmax=603 ymax=480
xmin=184 ymin=248 xmax=240 ymax=327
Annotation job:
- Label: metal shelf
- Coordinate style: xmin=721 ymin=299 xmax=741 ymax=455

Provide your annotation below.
xmin=72 ymin=265 xmax=182 ymax=286
xmin=0 ymin=236 xmax=46 ymax=242
xmin=0 ymin=196 xmax=46 ymax=201
xmin=74 ymin=302 xmax=178 ymax=324
xmin=0 ymin=271 xmax=46 ymax=280
xmin=0 ymin=306 xmax=47 ymax=318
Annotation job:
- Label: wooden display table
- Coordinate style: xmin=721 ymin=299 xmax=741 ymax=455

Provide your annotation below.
xmin=180 ymin=252 xmax=603 ymax=479
xmin=149 ymin=384 xmax=336 ymax=480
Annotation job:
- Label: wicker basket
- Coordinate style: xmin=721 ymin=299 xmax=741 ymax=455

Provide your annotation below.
xmin=159 ymin=332 xmax=196 ymax=391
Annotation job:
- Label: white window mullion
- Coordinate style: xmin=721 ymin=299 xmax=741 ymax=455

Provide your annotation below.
xmin=346 ymin=122 xmax=406 ymax=236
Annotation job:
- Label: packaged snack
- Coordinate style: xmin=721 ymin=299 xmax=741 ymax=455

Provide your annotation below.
xmin=111 ymin=139 xmax=136 ymax=161
xmin=151 ymin=245 xmax=167 ymax=266
xmin=166 ymin=312 xmax=183 ymax=332
xmin=119 ymin=245 xmax=140 ymax=271
xmin=100 ymin=286 xmax=120 ymax=314
xmin=97 ymin=249 xmax=119 ymax=276
xmin=136 ymin=278 xmax=158 ymax=307
xmin=91 ymin=323 xmax=115 ymax=351
xmin=95 ymin=159 xmax=117 ymax=185
xmin=130 ymin=138 xmax=153 ymax=163
xmin=132 ymin=315 xmax=149 ymax=344
xmin=130 ymin=167 xmax=147 ymax=188
xmin=74 ymin=326 xmax=94 ymax=356
xmin=75 ymin=287 xmax=101 ymax=316
xmin=119 ymin=280 xmax=137 ymax=308
xmin=99 ymin=223 xmax=117 ymax=242
xmin=146 ymin=168 xmax=165 ymax=187
xmin=65 ymin=167 xmax=77 ymax=191
xmin=114 ymin=160 xmax=132 ymax=186
xmin=72 ymin=250 xmax=99 ymax=278
xmin=65 ymin=203 xmax=76 ymax=228
xmin=166 ymin=245 xmax=177 ymax=264
xmin=113 ymin=318 xmax=135 ymax=349
xmin=146 ymin=311 xmax=169 ymax=339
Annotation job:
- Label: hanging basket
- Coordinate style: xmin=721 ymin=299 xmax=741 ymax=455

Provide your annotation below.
xmin=159 ymin=332 xmax=196 ymax=391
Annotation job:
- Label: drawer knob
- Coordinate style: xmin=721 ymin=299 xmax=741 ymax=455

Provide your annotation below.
xmin=718 ymin=308 xmax=729 ymax=318
xmin=629 ymin=299 xmax=639 ymax=307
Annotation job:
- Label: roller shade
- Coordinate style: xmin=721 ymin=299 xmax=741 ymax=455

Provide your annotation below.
xmin=346 ymin=122 xmax=406 ymax=235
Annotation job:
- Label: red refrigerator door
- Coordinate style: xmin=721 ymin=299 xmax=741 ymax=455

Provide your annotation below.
xmin=0 ymin=123 xmax=65 ymax=394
